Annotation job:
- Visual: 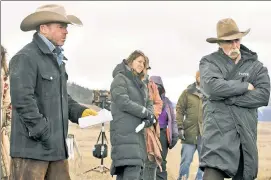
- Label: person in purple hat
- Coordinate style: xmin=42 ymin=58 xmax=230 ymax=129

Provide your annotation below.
xmin=149 ymin=75 xmax=179 ymax=180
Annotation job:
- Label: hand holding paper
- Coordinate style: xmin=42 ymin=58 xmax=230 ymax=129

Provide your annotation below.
xmin=78 ymin=109 xmax=113 ymax=128
xmin=81 ymin=108 xmax=98 ymax=117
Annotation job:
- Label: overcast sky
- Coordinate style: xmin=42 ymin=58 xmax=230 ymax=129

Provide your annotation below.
xmin=1 ymin=1 xmax=271 ymax=102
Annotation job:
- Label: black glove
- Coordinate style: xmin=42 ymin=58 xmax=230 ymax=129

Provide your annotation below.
xmin=143 ymin=114 xmax=156 ymax=128
xmin=143 ymin=109 xmax=155 ymax=121
xmin=147 ymin=112 xmax=155 ymax=124
xmin=169 ymin=136 xmax=178 ymax=149
xmin=144 ymin=109 xmax=152 ymax=119
xmin=143 ymin=119 xmax=153 ymax=128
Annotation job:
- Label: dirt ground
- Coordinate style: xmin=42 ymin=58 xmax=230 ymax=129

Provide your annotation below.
xmin=68 ymin=121 xmax=271 ymax=180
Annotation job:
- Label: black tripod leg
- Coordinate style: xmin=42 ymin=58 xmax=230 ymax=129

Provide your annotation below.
xmin=101 ymin=126 xmax=104 ymax=166
xmin=83 ymin=166 xmax=99 ymax=174
xmin=83 ymin=112 xmax=110 ymax=174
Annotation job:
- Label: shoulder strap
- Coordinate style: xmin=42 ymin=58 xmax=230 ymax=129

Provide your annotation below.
xmin=96 ymin=131 xmax=102 ymax=144
xmin=96 ymin=130 xmax=109 ymax=144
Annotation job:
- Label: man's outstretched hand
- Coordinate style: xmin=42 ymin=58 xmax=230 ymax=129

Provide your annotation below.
xmin=81 ymin=109 xmax=98 ymax=117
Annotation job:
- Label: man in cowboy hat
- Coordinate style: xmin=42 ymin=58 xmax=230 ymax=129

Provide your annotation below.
xmin=199 ymin=18 xmax=270 ymax=180
xmin=9 ymin=4 xmax=98 ymax=180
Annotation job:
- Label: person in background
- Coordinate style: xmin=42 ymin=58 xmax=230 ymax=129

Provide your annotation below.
xmin=176 ymin=71 xmax=203 ymax=180
xmin=1 ymin=45 xmax=12 ymax=180
xmin=150 ymin=75 xmax=179 ymax=180
xmin=142 ymin=58 xmax=163 ymax=180
xmin=110 ymin=50 xmax=155 ymax=180
xmin=9 ymin=4 xmax=98 ymax=180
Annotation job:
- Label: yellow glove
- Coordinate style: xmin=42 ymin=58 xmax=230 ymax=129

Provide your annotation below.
xmin=81 ymin=109 xmax=98 ymax=117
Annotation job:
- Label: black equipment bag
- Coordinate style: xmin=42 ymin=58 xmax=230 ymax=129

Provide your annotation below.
xmin=93 ymin=130 xmax=108 ymax=159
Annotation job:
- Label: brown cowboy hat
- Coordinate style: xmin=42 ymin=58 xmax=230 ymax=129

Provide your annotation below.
xmin=20 ymin=4 xmax=83 ymax=32
xmin=206 ymin=18 xmax=250 ymax=43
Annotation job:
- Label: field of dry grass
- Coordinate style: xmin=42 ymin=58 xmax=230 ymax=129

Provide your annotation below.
xmin=68 ymin=121 xmax=271 ymax=180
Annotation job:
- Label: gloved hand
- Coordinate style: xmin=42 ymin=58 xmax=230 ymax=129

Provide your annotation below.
xmin=179 ymin=129 xmax=185 ymax=141
xmin=143 ymin=119 xmax=154 ymax=128
xmin=169 ymin=136 xmax=179 ymax=149
xmin=141 ymin=109 xmax=155 ymax=128
xmin=81 ymin=109 xmax=98 ymax=117
xmin=146 ymin=111 xmax=156 ymax=126
xmin=147 ymin=112 xmax=155 ymax=124
xmin=144 ymin=110 xmax=155 ymax=122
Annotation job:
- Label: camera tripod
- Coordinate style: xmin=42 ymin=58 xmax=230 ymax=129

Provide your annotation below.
xmin=83 ymin=99 xmax=110 ymax=174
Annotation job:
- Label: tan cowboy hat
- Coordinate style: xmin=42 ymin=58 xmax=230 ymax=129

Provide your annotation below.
xmin=206 ymin=18 xmax=250 ymax=43
xmin=20 ymin=4 xmax=83 ymax=32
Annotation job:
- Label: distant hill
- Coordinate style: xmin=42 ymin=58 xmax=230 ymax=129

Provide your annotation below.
xmin=67 ymin=82 xmax=93 ymax=105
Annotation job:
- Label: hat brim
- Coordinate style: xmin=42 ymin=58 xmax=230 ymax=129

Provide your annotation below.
xmin=20 ymin=11 xmax=83 ymax=32
xmin=206 ymin=29 xmax=250 ymax=43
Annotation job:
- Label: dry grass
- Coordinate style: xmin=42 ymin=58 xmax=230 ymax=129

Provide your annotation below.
xmin=68 ymin=122 xmax=271 ymax=180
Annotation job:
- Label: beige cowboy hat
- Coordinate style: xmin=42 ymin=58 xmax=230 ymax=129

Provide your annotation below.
xmin=20 ymin=4 xmax=83 ymax=32
xmin=206 ymin=18 xmax=250 ymax=43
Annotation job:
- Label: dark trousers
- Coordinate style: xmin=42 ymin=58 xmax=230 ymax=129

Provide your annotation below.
xmin=116 ymin=165 xmax=143 ymax=180
xmin=10 ymin=157 xmax=70 ymax=180
xmin=203 ymin=168 xmax=224 ymax=180
xmin=156 ymin=128 xmax=169 ymax=180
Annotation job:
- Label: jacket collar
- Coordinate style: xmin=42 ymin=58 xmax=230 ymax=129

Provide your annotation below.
xmin=32 ymin=32 xmax=68 ymax=60
xmin=187 ymin=82 xmax=202 ymax=98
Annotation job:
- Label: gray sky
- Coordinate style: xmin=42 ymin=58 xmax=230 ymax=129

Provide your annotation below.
xmin=1 ymin=1 xmax=271 ymax=101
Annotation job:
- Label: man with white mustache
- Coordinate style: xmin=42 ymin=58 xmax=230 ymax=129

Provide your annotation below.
xmin=199 ymin=18 xmax=270 ymax=180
